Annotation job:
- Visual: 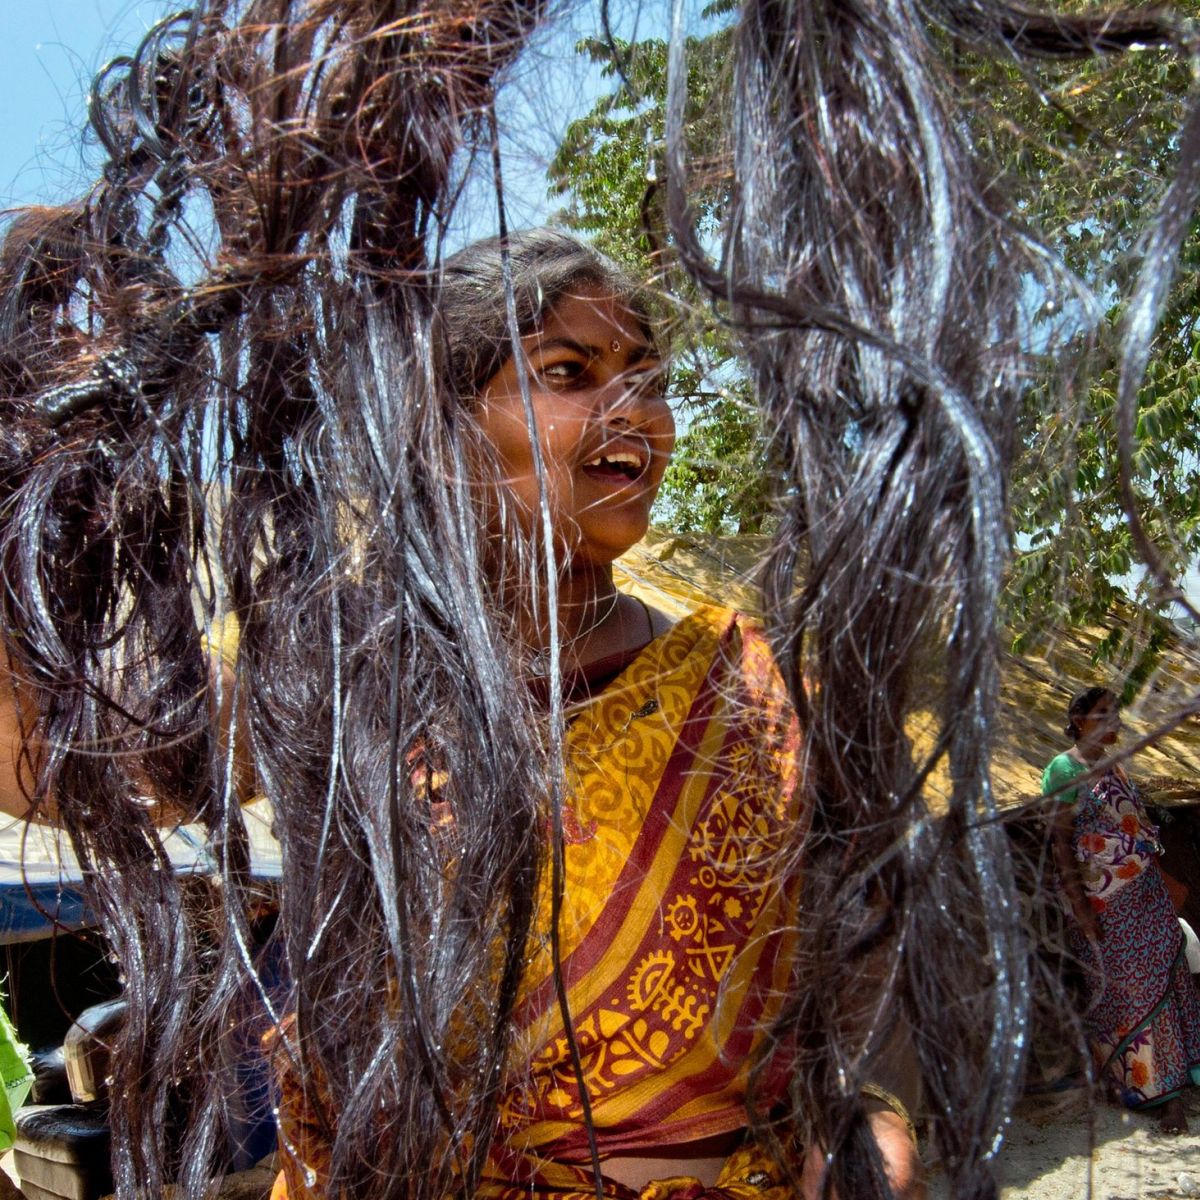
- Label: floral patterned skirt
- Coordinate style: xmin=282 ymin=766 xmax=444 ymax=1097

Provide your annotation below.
xmin=1070 ymin=861 xmax=1200 ymax=1108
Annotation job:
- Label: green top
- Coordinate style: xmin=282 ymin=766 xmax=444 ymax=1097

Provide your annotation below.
xmin=1041 ymin=752 xmax=1087 ymax=805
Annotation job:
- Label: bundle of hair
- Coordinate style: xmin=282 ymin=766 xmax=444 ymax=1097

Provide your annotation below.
xmin=662 ymin=3 xmax=1200 ymax=1195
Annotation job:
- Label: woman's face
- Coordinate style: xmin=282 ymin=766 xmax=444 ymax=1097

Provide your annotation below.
xmin=473 ymin=287 xmax=675 ymax=568
xmin=1078 ymin=693 xmax=1121 ymax=746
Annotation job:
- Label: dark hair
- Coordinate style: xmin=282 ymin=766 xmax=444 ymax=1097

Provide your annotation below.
xmin=0 ymin=8 xmax=547 ymax=1199
xmin=664 ymin=2 xmax=1200 ymax=1196
xmin=440 ymin=228 xmax=655 ymax=397
xmin=1066 ymin=686 xmax=1115 ymax=741
xmin=0 ymin=3 xmax=1198 ymax=1200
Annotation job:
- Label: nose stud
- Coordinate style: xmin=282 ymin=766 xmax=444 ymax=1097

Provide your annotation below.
xmin=610 ymin=339 xmax=621 ymax=353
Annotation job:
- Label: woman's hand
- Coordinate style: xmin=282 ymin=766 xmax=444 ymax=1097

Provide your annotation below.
xmin=799 ymin=1109 xmax=925 ymax=1200
xmin=866 ymin=1109 xmax=924 ymax=1199
xmin=1071 ymin=899 xmax=1101 ymax=945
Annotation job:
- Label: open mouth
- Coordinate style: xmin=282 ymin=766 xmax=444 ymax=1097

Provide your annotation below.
xmin=581 ymin=448 xmax=647 ymax=483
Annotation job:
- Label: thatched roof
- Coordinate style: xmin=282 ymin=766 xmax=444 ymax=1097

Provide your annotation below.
xmin=616 ymin=529 xmax=1200 ymax=808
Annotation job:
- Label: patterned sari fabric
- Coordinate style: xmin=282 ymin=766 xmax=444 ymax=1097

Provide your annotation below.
xmin=270 ymin=607 xmax=804 ymax=1199
xmin=1068 ymin=766 xmax=1200 ymax=1108
xmin=483 ymin=606 xmax=802 ymax=1198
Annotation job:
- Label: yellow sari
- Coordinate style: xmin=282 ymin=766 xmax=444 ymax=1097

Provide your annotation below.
xmin=273 ymin=606 xmax=803 ymax=1200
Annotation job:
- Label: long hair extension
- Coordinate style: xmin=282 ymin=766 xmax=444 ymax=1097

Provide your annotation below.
xmin=660 ymin=1 xmax=1200 ymax=1197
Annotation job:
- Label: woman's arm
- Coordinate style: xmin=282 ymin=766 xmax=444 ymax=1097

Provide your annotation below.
xmin=212 ymin=658 xmax=259 ymax=809
xmin=0 ymin=672 xmax=39 ymax=820
xmin=1048 ymin=804 xmax=1099 ymax=943
xmin=1041 ymin=758 xmax=1099 ymax=943
xmin=0 ymin=655 xmax=256 ymax=825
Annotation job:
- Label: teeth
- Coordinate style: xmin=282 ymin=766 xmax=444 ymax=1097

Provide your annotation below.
xmin=584 ymin=451 xmax=642 ymax=468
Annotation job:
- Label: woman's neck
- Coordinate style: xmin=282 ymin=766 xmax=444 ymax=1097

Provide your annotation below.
xmin=522 ymin=565 xmax=646 ymax=672
xmin=1071 ymin=740 xmax=1107 ymax=766
xmin=555 ymin=565 xmax=619 ymax=645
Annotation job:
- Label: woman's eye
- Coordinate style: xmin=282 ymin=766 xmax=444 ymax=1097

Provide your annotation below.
xmin=630 ymin=367 xmax=666 ymax=397
xmin=540 ymin=361 xmax=585 ymax=383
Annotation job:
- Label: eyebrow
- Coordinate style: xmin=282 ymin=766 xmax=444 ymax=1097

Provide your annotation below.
xmin=531 ymin=336 xmax=660 ymax=366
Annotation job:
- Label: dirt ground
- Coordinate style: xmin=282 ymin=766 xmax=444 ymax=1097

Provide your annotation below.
xmin=5 ymin=1092 xmax=1198 ymax=1198
xmin=929 ymin=1086 xmax=1200 ymax=1199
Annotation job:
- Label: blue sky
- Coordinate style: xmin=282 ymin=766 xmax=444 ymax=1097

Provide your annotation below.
xmin=0 ymin=2 xmax=174 ymax=209
xmin=0 ymin=1 xmax=670 ymax=230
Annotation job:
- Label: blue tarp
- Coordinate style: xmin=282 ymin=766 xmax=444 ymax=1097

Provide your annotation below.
xmin=0 ymin=806 xmax=282 ymax=944
xmin=0 ymin=863 xmax=93 ymax=943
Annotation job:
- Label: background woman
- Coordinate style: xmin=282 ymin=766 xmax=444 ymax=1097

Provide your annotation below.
xmin=1043 ymin=687 xmax=1200 ymax=1133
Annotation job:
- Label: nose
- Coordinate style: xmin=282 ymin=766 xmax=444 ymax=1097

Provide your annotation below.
xmin=597 ymin=366 xmax=670 ymax=425
xmin=597 ymin=365 xmax=645 ymax=412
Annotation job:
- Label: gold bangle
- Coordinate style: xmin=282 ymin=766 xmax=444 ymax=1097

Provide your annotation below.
xmin=860 ymin=1082 xmax=918 ymax=1145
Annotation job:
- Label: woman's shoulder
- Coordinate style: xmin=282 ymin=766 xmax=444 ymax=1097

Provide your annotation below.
xmin=1041 ymin=751 xmax=1086 ymax=799
xmin=619 ymin=604 xmax=781 ymax=691
xmin=679 ymin=606 xmax=794 ymax=704
xmin=652 ymin=605 xmax=765 ymax=660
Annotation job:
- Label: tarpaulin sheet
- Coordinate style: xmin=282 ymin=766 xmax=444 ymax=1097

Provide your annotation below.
xmin=0 ymin=800 xmax=281 ymax=944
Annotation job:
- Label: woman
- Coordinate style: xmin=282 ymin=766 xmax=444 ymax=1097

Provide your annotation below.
xmin=263 ymin=229 xmax=922 ymax=1200
xmin=0 ymin=225 xmax=921 ymax=1198
xmin=1043 ymin=687 xmax=1200 ymax=1132
xmin=2 ymin=3 xmax=1200 ymax=1199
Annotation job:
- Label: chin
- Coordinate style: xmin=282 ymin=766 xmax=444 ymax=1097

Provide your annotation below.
xmin=576 ymin=517 xmax=651 ymax=566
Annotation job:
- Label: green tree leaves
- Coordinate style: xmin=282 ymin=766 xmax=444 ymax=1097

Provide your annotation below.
xmin=549 ymin=4 xmax=1200 ymax=648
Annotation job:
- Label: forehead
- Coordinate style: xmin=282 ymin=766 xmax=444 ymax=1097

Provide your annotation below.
xmin=525 ymin=288 xmax=655 ymax=351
